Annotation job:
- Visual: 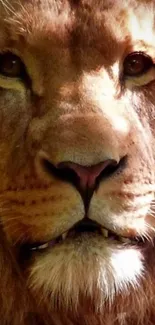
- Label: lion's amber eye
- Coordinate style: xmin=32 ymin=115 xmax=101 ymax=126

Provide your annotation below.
xmin=123 ymin=52 xmax=153 ymax=77
xmin=0 ymin=52 xmax=26 ymax=79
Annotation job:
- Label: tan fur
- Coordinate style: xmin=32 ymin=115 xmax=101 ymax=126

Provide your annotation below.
xmin=1 ymin=0 xmax=155 ymax=324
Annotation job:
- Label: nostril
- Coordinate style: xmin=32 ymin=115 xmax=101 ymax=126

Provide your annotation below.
xmin=41 ymin=156 xmax=127 ymax=194
xmin=57 ymin=160 xmax=118 ymax=190
xmin=41 ymin=158 xmax=79 ymax=185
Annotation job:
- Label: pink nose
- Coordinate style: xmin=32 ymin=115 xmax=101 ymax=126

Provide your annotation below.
xmin=58 ymin=160 xmax=117 ymax=190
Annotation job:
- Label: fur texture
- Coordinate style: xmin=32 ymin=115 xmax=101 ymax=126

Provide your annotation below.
xmin=0 ymin=0 xmax=155 ymax=324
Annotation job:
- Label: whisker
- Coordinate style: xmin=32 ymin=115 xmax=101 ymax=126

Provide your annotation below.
xmin=0 ymin=0 xmax=16 ymax=15
xmin=0 ymin=216 xmax=24 ymax=225
xmin=147 ymin=211 xmax=155 ymax=218
xmin=142 ymin=233 xmax=154 ymax=245
xmin=145 ymin=222 xmax=155 ymax=233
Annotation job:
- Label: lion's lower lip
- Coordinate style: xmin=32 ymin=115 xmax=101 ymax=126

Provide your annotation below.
xmin=28 ymin=220 xmax=142 ymax=252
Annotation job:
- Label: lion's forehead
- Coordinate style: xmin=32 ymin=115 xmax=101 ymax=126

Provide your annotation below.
xmin=1 ymin=0 xmax=155 ymax=65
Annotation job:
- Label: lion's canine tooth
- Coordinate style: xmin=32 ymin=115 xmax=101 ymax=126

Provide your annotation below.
xmin=62 ymin=231 xmax=68 ymax=240
xmin=38 ymin=243 xmax=49 ymax=250
xmin=31 ymin=242 xmax=49 ymax=251
xmin=120 ymin=237 xmax=131 ymax=244
xmin=31 ymin=247 xmax=38 ymax=251
xmin=101 ymin=228 xmax=109 ymax=238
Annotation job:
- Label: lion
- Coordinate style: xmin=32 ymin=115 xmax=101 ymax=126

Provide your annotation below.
xmin=1 ymin=0 xmax=155 ymax=324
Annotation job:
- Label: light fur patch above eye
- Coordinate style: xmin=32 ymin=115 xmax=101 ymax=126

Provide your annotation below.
xmin=0 ymin=75 xmax=26 ymax=92
xmin=125 ymin=67 xmax=155 ymax=88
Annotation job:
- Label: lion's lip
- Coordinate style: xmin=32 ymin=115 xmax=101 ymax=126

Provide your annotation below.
xmin=26 ymin=219 xmax=142 ymax=252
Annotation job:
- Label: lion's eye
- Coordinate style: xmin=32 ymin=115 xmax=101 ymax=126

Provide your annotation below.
xmin=0 ymin=52 xmax=26 ymax=79
xmin=123 ymin=52 xmax=153 ymax=77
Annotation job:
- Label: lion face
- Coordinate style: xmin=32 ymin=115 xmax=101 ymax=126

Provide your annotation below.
xmin=1 ymin=0 xmax=155 ymax=323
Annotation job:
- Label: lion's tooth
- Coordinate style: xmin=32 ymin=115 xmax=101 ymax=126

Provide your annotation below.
xmin=101 ymin=228 xmax=109 ymax=238
xmin=30 ymin=242 xmax=49 ymax=251
xmin=38 ymin=243 xmax=49 ymax=250
xmin=31 ymin=247 xmax=38 ymax=251
xmin=62 ymin=231 xmax=68 ymax=240
xmin=119 ymin=237 xmax=131 ymax=244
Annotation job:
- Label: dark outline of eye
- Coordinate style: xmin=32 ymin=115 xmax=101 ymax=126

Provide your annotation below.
xmin=123 ymin=51 xmax=154 ymax=78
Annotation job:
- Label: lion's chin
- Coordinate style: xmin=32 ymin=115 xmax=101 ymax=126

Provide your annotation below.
xmin=28 ymin=234 xmax=144 ymax=313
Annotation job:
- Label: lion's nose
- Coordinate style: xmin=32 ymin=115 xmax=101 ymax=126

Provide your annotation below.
xmin=57 ymin=160 xmax=118 ymax=191
xmin=39 ymin=154 xmax=124 ymax=208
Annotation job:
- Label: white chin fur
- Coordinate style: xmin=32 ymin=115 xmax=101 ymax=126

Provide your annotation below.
xmin=29 ymin=237 xmax=144 ymax=311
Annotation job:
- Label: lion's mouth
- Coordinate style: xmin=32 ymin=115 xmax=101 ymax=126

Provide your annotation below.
xmin=24 ymin=219 xmax=143 ymax=253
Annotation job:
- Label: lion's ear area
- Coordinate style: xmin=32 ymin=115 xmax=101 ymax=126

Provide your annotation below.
xmin=0 ymin=225 xmax=47 ymax=325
